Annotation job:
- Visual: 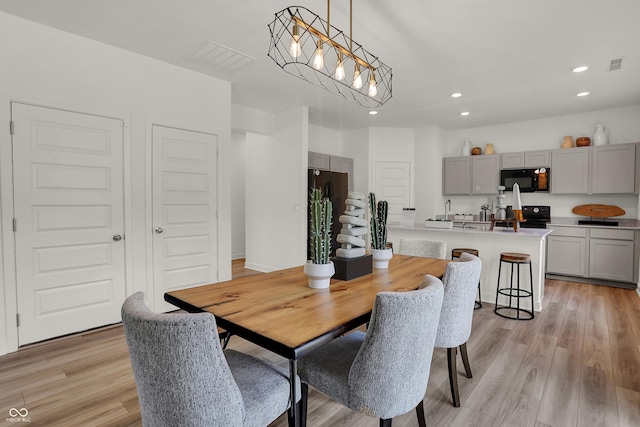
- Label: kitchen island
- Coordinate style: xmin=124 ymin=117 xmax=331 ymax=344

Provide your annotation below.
xmin=388 ymin=223 xmax=552 ymax=312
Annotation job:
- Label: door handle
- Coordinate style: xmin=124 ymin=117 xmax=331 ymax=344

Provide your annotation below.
xmin=154 ymin=227 xmax=164 ymax=234
xmin=113 ymin=234 xmax=122 ymax=241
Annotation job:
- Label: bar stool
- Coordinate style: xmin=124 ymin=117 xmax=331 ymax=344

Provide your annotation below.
xmin=451 ymin=248 xmax=481 ymax=309
xmin=495 ymin=252 xmax=534 ymax=320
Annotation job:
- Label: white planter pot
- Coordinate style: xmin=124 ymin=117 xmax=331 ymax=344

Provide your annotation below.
xmin=303 ymin=261 xmax=335 ymax=289
xmin=370 ymin=248 xmax=393 ymax=269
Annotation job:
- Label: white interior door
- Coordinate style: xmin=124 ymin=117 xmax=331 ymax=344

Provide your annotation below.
xmin=374 ymin=161 xmax=411 ymax=223
xmin=152 ymin=125 xmax=218 ymax=311
xmin=12 ymin=103 xmax=126 ymax=345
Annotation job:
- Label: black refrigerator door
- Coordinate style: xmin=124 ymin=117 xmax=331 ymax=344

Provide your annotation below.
xmin=308 ymin=169 xmax=349 ymax=259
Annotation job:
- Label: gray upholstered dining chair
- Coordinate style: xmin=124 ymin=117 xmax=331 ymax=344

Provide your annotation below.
xmin=122 ymin=292 xmax=299 ymax=427
xmin=430 ymin=252 xmax=482 ymax=407
xmin=298 ymin=275 xmax=445 ymax=427
xmin=398 ymin=238 xmax=447 ymax=259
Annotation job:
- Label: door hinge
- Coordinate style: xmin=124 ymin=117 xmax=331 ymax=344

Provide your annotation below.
xmin=10 ymin=121 xmax=14 ymax=136
xmin=12 ymin=218 xmax=17 ymax=232
xmin=16 ymin=313 xmax=20 ymax=327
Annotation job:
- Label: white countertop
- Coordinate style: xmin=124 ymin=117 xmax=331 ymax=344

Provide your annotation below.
xmin=388 ymin=222 xmax=552 ymax=238
xmin=548 ymin=217 xmax=640 ymax=230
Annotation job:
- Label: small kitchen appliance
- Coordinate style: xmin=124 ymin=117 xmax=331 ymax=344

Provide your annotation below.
xmin=500 ymin=168 xmax=550 ymax=192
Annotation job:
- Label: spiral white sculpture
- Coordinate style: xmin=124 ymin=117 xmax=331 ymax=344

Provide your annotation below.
xmin=336 ymin=191 xmax=368 ymax=258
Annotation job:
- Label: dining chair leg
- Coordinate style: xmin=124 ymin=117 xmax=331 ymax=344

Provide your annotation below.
xmin=299 ymin=383 xmax=308 ymax=427
xmin=460 ymin=342 xmax=472 ymax=378
xmin=220 ymin=331 xmax=232 ymax=349
xmin=380 ymin=418 xmax=392 ymax=427
xmin=447 ymin=347 xmax=461 ymax=407
xmin=415 ymin=400 xmax=427 ymax=427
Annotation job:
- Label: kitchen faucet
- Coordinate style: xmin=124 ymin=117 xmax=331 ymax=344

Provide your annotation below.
xmin=444 ymin=199 xmax=451 ymax=220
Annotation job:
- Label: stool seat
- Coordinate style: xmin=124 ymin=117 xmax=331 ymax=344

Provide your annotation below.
xmin=452 ymin=248 xmax=481 ymax=310
xmin=452 ymin=248 xmax=479 ymax=258
xmin=500 ymin=252 xmax=531 ymax=263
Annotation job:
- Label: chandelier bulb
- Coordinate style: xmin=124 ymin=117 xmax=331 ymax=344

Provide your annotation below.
xmin=313 ymin=40 xmax=324 ymax=70
xmin=289 ymin=25 xmax=301 ymax=58
xmin=353 ymin=64 xmax=363 ymax=89
xmin=368 ymin=71 xmax=378 ymax=97
xmin=335 ymin=53 xmax=345 ymax=81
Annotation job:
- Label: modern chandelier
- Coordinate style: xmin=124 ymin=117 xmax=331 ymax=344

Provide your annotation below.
xmin=267 ymin=1 xmax=393 ymax=108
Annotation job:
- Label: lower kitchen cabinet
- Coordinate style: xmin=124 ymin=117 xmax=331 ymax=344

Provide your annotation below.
xmin=547 ymin=225 xmax=638 ymax=284
xmin=588 ymin=228 xmax=636 ymax=282
xmin=546 ymin=227 xmax=587 ymax=277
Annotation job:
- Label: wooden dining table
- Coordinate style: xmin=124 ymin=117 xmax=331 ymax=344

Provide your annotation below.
xmin=164 ymin=254 xmax=450 ymax=426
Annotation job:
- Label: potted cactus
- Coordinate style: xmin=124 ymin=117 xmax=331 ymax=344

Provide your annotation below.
xmin=304 ymin=189 xmax=335 ymax=288
xmin=368 ymin=192 xmax=392 ymax=268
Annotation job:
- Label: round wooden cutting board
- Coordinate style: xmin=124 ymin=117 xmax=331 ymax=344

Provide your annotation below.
xmin=572 ymin=204 xmax=626 ymax=218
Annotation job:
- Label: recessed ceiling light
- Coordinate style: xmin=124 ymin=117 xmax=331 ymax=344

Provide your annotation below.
xmin=460 ymin=111 xmax=470 ymax=116
xmin=451 ymin=92 xmax=462 ymax=98
xmin=577 ymin=91 xmax=590 ymax=97
xmin=572 ymin=66 xmax=589 ymax=73
xmin=369 ymin=110 xmax=378 ymax=115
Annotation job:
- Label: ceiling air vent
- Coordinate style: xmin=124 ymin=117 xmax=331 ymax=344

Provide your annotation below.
xmin=609 ymin=58 xmax=623 ymax=71
xmin=185 ymin=41 xmax=255 ymax=74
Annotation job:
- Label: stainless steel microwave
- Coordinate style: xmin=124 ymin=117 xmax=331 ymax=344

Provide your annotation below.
xmin=500 ymin=168 xmax=550 ymax=192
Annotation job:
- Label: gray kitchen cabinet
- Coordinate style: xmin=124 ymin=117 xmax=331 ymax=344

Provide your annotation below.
xmin=501 ymin=152 xmax=524 ymax=169
xmin=308 ymin=152 xmax=354 ymax=190
xmin=547 ymin=225 xmax=638 ymax=284
xmin=308 ymin=152 xmax=330 ymax=170
xmin=588 ymin=228 xmax=635 ymax=282
xmin=550 ymin=147 xmax=590 ymax=194
xmin=591 ymin=143 xmax=636 ymax=194
xmin=546 ymin=227 xmax=587 ymax=277
xmin=442 ymin=156 xmax=470 ymax=195
xmin=525 ymin=150 xmax=550 ymax=167
xmin=501 ymin=150 xmax=550 ymax=169
xmin=471 ymin=155 xmax=499 ymax=195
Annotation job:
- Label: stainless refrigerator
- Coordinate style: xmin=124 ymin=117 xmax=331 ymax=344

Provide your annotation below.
xmin=308 ymin=169 xmax=349 ymax=259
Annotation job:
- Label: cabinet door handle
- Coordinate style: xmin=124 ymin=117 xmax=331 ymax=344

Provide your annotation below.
xmin=154 ymin=227 xmax=164 ymax=234
xmin=113 ymin=234 xmax=122 ymax=241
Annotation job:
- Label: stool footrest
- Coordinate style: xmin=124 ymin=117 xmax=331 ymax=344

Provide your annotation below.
xmin=495 ymin=306 xmax=534 ymax=321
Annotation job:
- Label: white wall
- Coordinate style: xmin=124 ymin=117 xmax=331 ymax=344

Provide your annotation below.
xmin=342 ymin=128 xmax=371 ymax=195
xmin=230 ymin=131 xmax=247 ymax=259
xmin=368 ymin=127 xmax=416 ymax=199
xmin=309 ymin=124 xmax=343 ymax=155
xmin=0 ymin=12 xmax=231 ymax=354
xmin=414 ymin=126 xmax=448 ymax=221
xmin=244 ymin=107 xmax=309 ymax=271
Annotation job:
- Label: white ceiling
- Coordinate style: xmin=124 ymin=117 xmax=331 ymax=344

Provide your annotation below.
xmin=1 ymin=0 xmax=639 ymax=130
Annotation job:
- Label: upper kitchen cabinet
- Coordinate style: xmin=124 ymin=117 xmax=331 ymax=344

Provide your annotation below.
xmin=501 ymin=150 xmax=550 ymax=169
xmin=442 ymin=155 xmax=498 ymax=195
xmin=550 ymin=147 xmax=590 ymax=194
xmin=308 ymin=152 xmax=354 ymax=190
xmin=525 ymin=150 xmax=550 ymax=167
xmin=471 ymin=154 xmax=499 ymax=195
xmin=309 ymin=152 xmax=331 ymax=170
xmin=442 ymin=157 xmax=470 ymax=195
xmin=590 ymin=143 xmax=636 ymax=194
xmin=500 ymin=152 xmax=524 ymax=169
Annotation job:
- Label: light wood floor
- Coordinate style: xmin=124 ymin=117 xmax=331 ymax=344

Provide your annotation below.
xmin=1 ymin=259 xmax=639 ymax=426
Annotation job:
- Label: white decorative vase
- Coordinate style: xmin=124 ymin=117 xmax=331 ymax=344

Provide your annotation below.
xmin=461 ymin=140 xmax=471 ymax=156
xmin=303 ymin=261 xmax=335 ymax=289
xmin=370 ymin=248 xmax=393 ymax=269
xmin=593 ymin=124 xmax=609 ymax=146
